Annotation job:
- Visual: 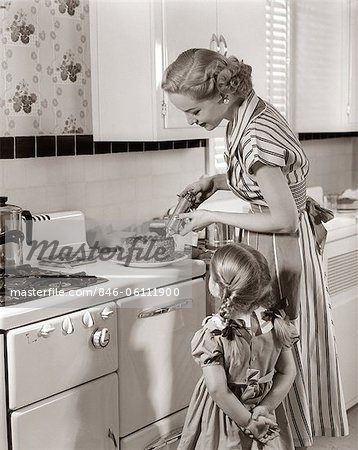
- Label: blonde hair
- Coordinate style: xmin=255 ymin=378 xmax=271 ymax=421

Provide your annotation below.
xmin=161 ymin=48 xmax=252 ymax=101
xmin=210 ymin=243 xmax=294 ymax=347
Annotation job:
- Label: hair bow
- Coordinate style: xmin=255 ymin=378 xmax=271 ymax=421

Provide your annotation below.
xmin=261 ymin=297 xmax=288 ymax=322
xmin=261 ymin=308 xmax=280 ymax=323
xmin=221 ymin=319 xmax=246 ymax=340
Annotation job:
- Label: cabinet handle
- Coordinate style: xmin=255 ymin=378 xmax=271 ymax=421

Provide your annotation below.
xmin=209 ymin=33 xmax=220 ymax=52
xmin=138 ymin=299 xmax=191 ymax=318
xmin=144 ymin=428 xmax=182 ymax=450
xmin=219 ymin=34 xmax=228 ymax=56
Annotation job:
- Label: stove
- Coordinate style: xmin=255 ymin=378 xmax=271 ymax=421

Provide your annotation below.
xmin=0 ymin=264 xmax=107 ymax=307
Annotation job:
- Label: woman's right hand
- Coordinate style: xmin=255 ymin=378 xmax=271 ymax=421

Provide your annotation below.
xmin=180 ymin=175 xmax=217 ymax=206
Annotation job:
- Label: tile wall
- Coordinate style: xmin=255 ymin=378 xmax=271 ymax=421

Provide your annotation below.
xmin=0 ymin=147 xmax=205 ymax=245
xmin=301 ymin=137 xmax=356 ymax=194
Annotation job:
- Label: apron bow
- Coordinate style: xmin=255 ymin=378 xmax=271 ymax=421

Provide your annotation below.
xmin=306 ymin=196 xmax=334 ymax=254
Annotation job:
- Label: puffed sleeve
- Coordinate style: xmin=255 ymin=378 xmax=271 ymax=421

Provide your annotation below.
xmin=242 ymin=124 xmax=288 ymax=175
xmin=191 ymin=325 xmax=224 ymax=367
xmin=281 ymin=321 xmax=300 ymax=351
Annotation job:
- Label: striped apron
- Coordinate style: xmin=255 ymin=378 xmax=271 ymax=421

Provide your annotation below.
xmin=241 ymin=197 xmax=348 ymax=446
xmin=225 ymin=92 xmax=349 ymax=446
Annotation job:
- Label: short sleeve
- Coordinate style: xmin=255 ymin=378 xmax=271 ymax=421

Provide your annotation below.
xmin=242 ymin=125 xmax=287 ymax=175
xmin=191 ymin=326 xmax=224 ymax=367
xmin=281 ymin=322 xmax=300 ymax=351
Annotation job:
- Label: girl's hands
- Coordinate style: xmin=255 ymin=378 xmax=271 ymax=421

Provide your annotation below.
xmin=251 ymin=405 xmax=276 ymax=424
xmin=178 ymin=210 xmax=214 ymax=235
xmin=242 ymin=410 xmax=280 ymax=444
xmin=180 ymin=176 xmax=217 ymax=206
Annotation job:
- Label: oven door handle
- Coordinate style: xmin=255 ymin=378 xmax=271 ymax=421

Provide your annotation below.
xmin=144 ymin=428 xmax=182 ymax=450
xmin=137 ymin=299 xmax=191 ymax=319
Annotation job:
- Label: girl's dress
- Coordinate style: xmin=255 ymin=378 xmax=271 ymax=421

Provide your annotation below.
xmin=224 ymin=90 xmax=349 ymax=446
xmin=178 ymin=309 xmax=296 ymax=450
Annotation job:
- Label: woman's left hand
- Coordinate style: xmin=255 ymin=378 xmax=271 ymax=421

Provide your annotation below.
xmin=178 ymin=210 xmax=214 ymax=235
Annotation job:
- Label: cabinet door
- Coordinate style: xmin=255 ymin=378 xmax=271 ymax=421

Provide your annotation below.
xmin=348 ymin=0 xmax=358 ymax=129
xmin=11 ymin=373 xmax=119 ymax=450
xmin=293 ymin=0 xmax=346 ymax=132
xmin=331 ymin=294 xmax=358 ymax=409
xmin=0 ymin=335 xmax=8 ymax=450
xmin=217 ymin=0 xmax=268 ymax=99
xmin=90 ymin=0 xmax=154 ymax=141
xmin=159 ymin=0 xmax=225 ymax=138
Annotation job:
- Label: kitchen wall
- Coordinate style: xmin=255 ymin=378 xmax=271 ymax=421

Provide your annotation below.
xmin=0 ymin=148 xmax=205 ymax=244
xmin=301 ymin=137 xmax=357 ymax=194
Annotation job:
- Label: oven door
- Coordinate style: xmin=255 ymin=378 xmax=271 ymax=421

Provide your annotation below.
xmin=11 ymin=373 xmax=119 ymax=450
xmin=117 ymin=278 xmax=205 ymax=437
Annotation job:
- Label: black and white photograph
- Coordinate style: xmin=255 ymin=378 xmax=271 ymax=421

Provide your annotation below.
xmin=0 ymin=0 xmax=357 ymax=449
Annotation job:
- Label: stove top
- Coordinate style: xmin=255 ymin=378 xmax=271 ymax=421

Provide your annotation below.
xmin=0 ymin=265 xmax=108 ymax=307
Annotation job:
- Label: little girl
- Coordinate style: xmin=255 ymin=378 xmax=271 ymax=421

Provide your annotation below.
xmin=178 ymin=243 xmax=298 ymax=450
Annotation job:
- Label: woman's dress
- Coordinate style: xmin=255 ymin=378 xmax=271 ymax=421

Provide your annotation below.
xmin=178 ymin=309 xmax=296 ymax=450
xmin=224 ymin=90 xmax=349 ymax=446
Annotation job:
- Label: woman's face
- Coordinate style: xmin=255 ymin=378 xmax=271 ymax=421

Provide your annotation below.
xmin=168 ymin=93 xmax=232 ymax=131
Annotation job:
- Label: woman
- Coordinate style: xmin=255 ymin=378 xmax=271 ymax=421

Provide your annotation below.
xmin=161 ymin=48 xmax=348 ymax=449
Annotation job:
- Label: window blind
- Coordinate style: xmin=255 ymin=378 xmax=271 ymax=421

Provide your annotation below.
xmin=211 ymin=0 xmax=290 ymax=174
xmin=266 ymin=0 xmax=290 ymax=117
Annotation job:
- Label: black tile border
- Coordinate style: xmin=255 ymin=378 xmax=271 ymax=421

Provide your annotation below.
xmin=0 ymin=137 xmax=15 ymax=159
xmin=15 ymin=136 xmax=35 ymax=158
xmin=2 ymin=133 xmax=358 ymax=159
xmin=0 ymin=135 xmax=207 ymax=159
xmin=36 ymin=136 xmax=56 ymax=157
xmin=128 ymin=141 xmax=144 ymax=152
xmin=94 ymin=141 xmax=111 ymax=154
xmin=299 ymin=131 xmax=358 ymax=141
xmin=76 ymin=135 xmax=94 ymax=155
xmin=57 ymin=135 xmax=75 ymax=156
xmin=112 ymin=142 xmax=128 ymax=153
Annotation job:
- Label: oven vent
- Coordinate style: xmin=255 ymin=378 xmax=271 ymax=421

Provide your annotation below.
xmin=327 ymin=249 xmax=358 ymax=296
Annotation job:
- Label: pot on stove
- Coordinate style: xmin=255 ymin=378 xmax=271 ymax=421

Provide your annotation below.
xmin=0 ymin=197 xmax=33 ymax=271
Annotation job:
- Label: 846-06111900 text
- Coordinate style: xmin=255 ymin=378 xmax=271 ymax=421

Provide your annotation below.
xmin=10 ymin=287 xmax=182 ymax=298
xmin=78 ymin=287 xmax=182 ymax=297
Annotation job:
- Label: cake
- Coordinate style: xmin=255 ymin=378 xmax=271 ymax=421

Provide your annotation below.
xmin=118 ymin=233 xmax=175 ymax=264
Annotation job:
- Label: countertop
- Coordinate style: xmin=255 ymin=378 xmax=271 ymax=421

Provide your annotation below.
xmin=0 ymin=258 xmax=206 ymax=330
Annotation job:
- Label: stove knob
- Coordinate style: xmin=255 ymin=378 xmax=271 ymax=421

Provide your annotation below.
xmin=39 ymin=323 xmax=56 ymax=338
xmin=100 ymin=306 xmax=115 ymax=320
xmin=82 ymin=311 xmax=94 ymax=328
xmin=62 ymin=317 xmax=74 ymax=335
xmin=92 ymin=328 xmax=110 ymax=349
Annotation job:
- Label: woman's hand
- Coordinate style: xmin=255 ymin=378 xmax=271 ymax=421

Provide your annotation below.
xmin=180 ymin=176 xmax=217 ymax=206
xmin=178 ymin=210 xmax=214 ymax=235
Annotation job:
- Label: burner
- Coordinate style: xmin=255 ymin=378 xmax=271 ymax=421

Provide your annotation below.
xmin=0 ymin=265 xmax=108 ymax=306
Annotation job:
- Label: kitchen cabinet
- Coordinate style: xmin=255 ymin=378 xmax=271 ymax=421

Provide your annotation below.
xmin=324 ymin=230 xmax=358 ymax=409
xmin=347 ymin=0 xmax=358 ymax=128
xmin=89 ymin=0 xmax=267 ymax=141
xmin=0 ymin=335 xmax=8 ymax=450
xmin=293 ymin=0 xmax=358 ymax=132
